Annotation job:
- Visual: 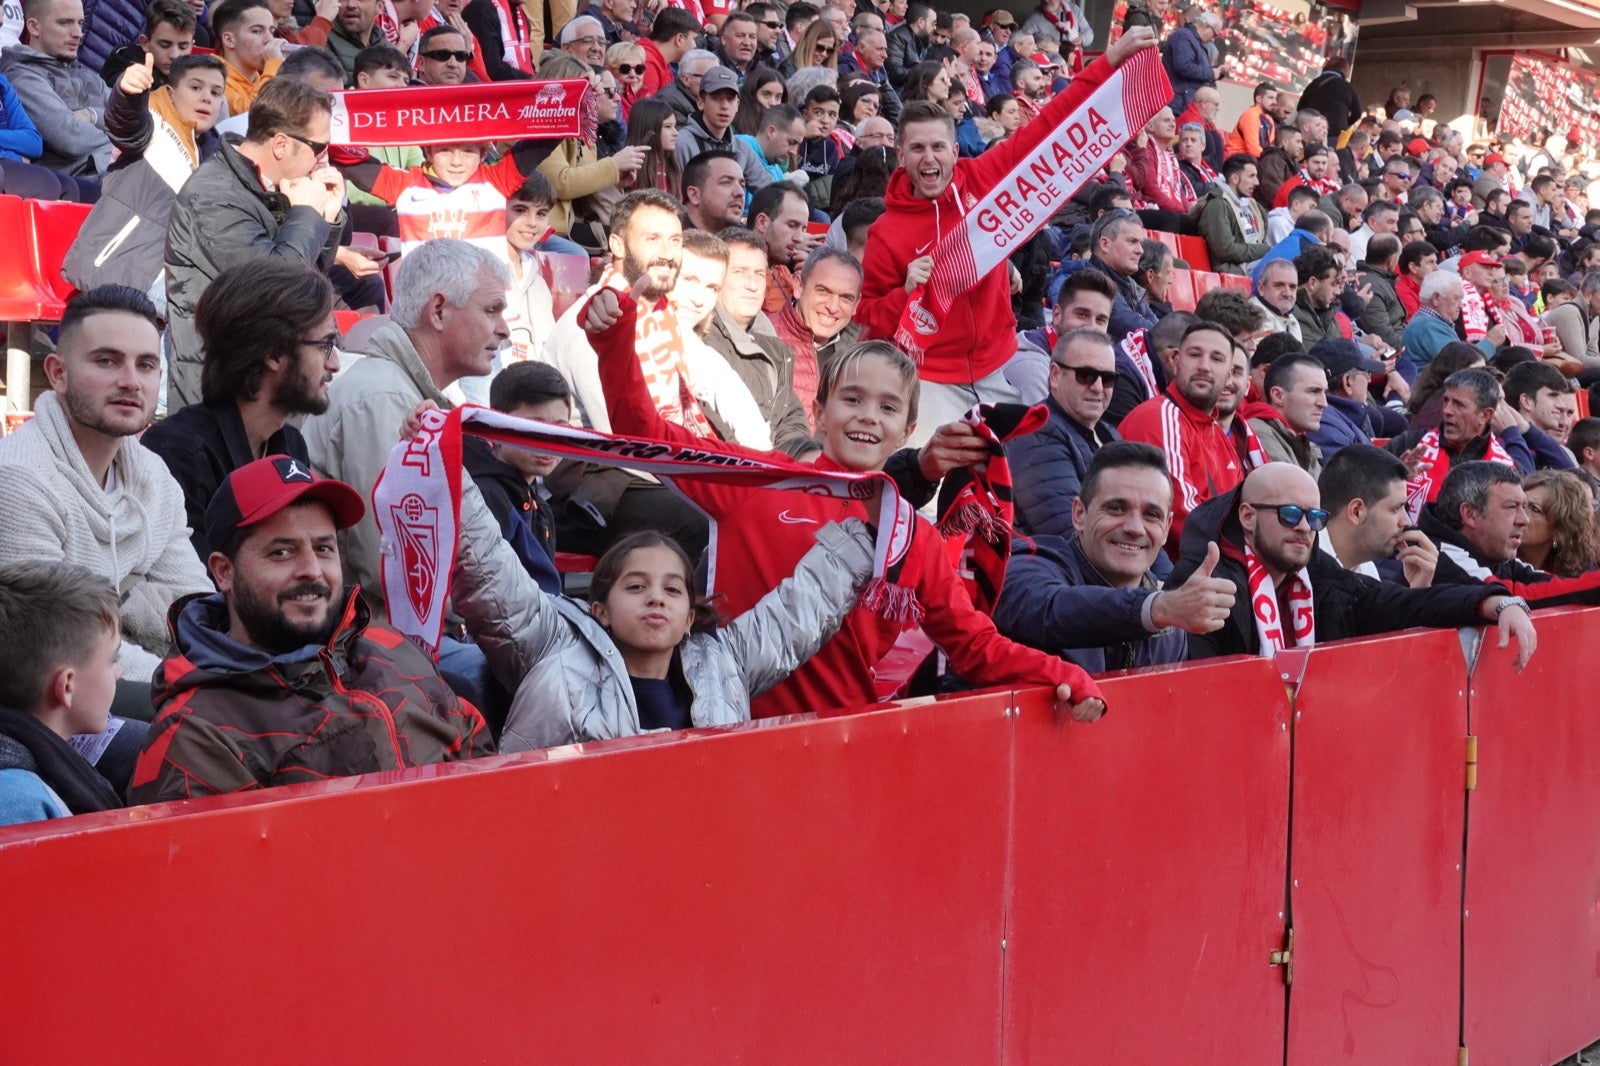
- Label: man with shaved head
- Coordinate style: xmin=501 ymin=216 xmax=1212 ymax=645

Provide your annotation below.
xmin=1165 ymin=462 xmax=1537 ymax=662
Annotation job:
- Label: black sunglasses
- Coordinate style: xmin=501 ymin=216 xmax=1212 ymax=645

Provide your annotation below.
xmin=1249 ymin=502 xmax=1331 ymax=532
xmin=761 ymin=19 xmax=780 ymax=28
xmin=1052 ymin=363 xmax=1117 ymax=389
xmin=421 ymin=47 xmax=472 ymax=61
xmin=285 ymin=131 xmax=328 ymax=156
xmin=612 ymin=62 xmax=646 ymax=74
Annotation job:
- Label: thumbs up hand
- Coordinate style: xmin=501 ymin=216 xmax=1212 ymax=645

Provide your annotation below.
xmin=118 ymin=52 xmax=156 ymax=95
xmin=1151 ymin=541 xmax=1237 ymax=635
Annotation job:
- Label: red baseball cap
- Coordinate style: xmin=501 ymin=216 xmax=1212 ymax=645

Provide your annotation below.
xmin=1030 ymin=51 xmax=1061 ymax=69
xmin=205 ymin=455 xmax=365 ymax=551
xmin=1407 ymin=137 xmax=1429 ymax=155
xmin=1460 ymin=250 xmax=1504 ymax=270
xmin=1483 ymin=152 xmax=1508 ymax=166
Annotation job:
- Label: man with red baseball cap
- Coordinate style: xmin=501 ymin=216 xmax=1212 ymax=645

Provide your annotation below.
xmin=1472 ymin=152 xmax=1511 ymax=211
xmin=1458 ymin=248 xmax=1506 ymax=345
xmin=129 ymin=456 xmax=493 ymax=804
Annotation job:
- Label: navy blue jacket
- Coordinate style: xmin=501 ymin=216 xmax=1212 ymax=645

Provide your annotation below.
xmin=1161 ymin=25 xmax=1213 ymax=113
xmin=994 ymin=532 xmax=1187 ymax=673
xmin=1088 ymin=256 xmax=1159 ymax=343
xmin=1009 ymin=395 xmax=1119 ymax=539
xmin=1307 ymin=394 xmax=1373 ymax=459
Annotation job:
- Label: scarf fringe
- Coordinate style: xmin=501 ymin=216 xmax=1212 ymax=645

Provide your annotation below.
xmin=938 ymin=498 xmax=1002 ymax=541
xmin=862 ymin=577 xmax=925 ymax=625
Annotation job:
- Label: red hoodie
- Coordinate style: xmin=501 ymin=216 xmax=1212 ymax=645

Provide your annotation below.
xmin=589 ymin=298 xmax=1103 ymax=719
xmin=1118 ymin=386 xmax=1243 ymax=555
xmin=854 ymin=54 xmax=1115 ymax=386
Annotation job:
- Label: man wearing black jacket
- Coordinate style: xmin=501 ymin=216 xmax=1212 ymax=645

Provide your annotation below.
xmin=1167 ymin=463 xmax=1535 ymax=664
xmin=1418 ymin=461 xmax=1600 ymax=607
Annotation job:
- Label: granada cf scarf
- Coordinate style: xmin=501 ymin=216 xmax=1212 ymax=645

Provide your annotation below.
xmin=1236 ymin=416 xmax=1269 ymax=471
xmin=1118 ymin=328 xmax=1160 ymax=396
xmin=1403 ymin=428 xmax=1517 ymax=523
xmin=374 ymin=406 xmax=917 ymax=653
xmin=329 ymin=79 xmax=589 ymax=147
xmin=595 ymin=267 xmax=715 ymax=438
xmin=895 ymin=48 xmax=1172 ymax=362
xmin=1244 ymin=540 xmax=1314 ymax=656
xmin=936 ymin=403 xmax=1048 ymax=614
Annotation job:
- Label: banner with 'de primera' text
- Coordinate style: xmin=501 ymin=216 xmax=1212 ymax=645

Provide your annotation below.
xmin=329 ymin=79 xmax=590 ymax=148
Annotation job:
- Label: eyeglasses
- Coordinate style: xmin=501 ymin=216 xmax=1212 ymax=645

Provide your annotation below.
xmin=301 ymin=332 xmax=341 ymax=359
xmin=569 ymin=34 xmax=604 ymax=46
xmin=1051 ymin=363 xmax=1118 ymax=388
xmin=420 ymin=47 xmax=472 ymax=61
xmin=601 ymin=86 xmax=617 ymax=97
xmin=1248 ymin=502 xmax=1331 ymax=532
xmin=612 ymin=62 xmax=645 ymax=74
xmin=285 ymin=131 xmax=328 ymax=157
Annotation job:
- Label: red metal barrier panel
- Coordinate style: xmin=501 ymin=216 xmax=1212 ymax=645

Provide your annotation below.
xmin=0 ymin=697 xmax=1015 ymax=1066
xmin=1464 ymin=606 xmax=1600 ymax=1065
xmin=1285 ymin=629 xmax=1469 ymax=1065
xmin=1002 ymin=657 xmax=1292 ymax=1065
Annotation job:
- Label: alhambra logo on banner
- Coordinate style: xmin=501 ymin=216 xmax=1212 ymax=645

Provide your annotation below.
xmin=329 ymin=79 xmax=590 ymax=148
xmin=896 ymin=48 xmax=1172 ymax=360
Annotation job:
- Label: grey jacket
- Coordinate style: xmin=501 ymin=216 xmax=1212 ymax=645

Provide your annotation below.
xmin=703 ymin=306 xmax=812 ymax=451
xmin=673 ymin=113 xmax=773 ymax=191
xmin=164 ymin=136 xmax=343 ymax=409
xmin=303 ymin=322 xmax=452 ymax=618
xmin=0 ymin=44 xmax=110 ymax=174
xmin=1248 ymin=415 xmax=1323 ymax=479
xmin=448 ymin=477 xmax=876 ymax=750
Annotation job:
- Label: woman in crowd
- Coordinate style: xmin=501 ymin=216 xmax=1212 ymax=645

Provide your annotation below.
xmin=735 ymin=69 xmax=788 ymax=135
xmin=901 ymin=61 xmax=953 ymax=106
xmin=535 ymin=52 xmax=646 ymax=251
xmin=782 ymin=19 xmax=840 ymax=77
xmin=620 ymin=99 xmax=682 ymax=200
xmin=606 ymin=41 xmax=647 ymax=122
xmin=839 ymin=81 xmax=882 ymax=135
xmin=1520 ymin=470 xmax=1600 ymax=577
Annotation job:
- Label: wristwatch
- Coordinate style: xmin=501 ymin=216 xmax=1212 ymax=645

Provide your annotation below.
xmin=1493 ymin=595 xmax=1531 ymax=619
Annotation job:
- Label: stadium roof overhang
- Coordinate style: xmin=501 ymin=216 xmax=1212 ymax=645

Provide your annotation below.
xmin=1356 ymin=0 xmax=1600 ymax=49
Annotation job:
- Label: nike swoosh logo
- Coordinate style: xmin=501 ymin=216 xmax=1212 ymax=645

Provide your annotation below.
xmin=777 ymin=510 xmax=820 ymax=525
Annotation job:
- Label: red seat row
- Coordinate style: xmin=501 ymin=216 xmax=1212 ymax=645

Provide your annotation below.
xmin=1147 ymin=229 xmax=1212 ymax=273
xmin=1166 ymin=267 xmax=1251 ymax=313
xmin=0 ymin=194 xmax=91 ymax=323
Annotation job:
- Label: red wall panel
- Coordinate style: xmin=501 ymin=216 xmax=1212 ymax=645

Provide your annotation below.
xmin=1464 ymin=606 xmax=1600 ymax=1065
xmin=1285 ymin=629 xmax=1469 ymax=1065
xmin=1001 ymin=658 xmax=1292 ymax=1065
xmin=0 ymin=697 xmax=1015 ymax=1066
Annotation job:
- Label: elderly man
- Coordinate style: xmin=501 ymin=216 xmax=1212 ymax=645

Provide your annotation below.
xmin=768 ymin=247 xmax=863 ymax=421
xmin=845 ymin=26 xmax=902 ymax=123
xmin=1162 ymin=7 xmax=1218 ymax=115
xmin=1168 ymin=462 xmax=1533 ymax=663
xmin=1399 ymin=270 xmax=1501 ymax=375
xmin=558 ymin=15 xmax=606 ymax=65
xmin=653 ymin=47 xmax=716 ymax=123
xmin=1386 ymin=368 xmax=1535 ymax=521
xmin=995 ymin=441 xmax=1235 ymax=672
xmin=1246 ymin=350 xmax=1327 ymax=476
xmin=1178 ymin=85 xmax=1225 ymax=170
xmin=1252 ymin=258 xmax=1303 ymax=342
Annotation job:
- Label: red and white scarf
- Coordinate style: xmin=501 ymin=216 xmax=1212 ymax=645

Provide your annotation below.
xmin=1118 ymin=328 xmax=1160 ymax=396
xmin=596 ymin=267 xmax=715 ymax=438
xmin=936 ymin=403 xmax=1048 ymax=614
xmin=894 ymin=48 xmax=1172 ymax=362
xmin=373 ymin=406 xmax=917 ymax=653
xmin=1460 ymin=281 xmax=1500 ymax=342
xmin=1235 ymin=416 xmax=1270 ymax=471
xmin=1244 ymin=539 xmax=1314 ymax=656
xmin=1403 ymin=427 xmax=1517 ymax=523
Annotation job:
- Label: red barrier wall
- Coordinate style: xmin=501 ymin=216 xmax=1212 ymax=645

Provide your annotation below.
xmin=1464 ymin=607 xmax=1600 ymax=1065
xmin=1002 ymin=657 xmax=1290 ymax=1065
xmin=0 ymin=697 xmax=1015 ymax=1066
xmin=1285 ymin=629 xmax=1469 ymax=1065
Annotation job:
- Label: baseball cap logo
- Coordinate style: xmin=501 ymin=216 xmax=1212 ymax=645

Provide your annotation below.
xmin=275 ymin=457 xmax=314 ymax=483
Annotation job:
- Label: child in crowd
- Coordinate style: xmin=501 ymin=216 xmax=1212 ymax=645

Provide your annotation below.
xmin=0 ymin=562 xmax=125 ymax=827
xmin=586 ymin=287 xmax=1107 ymax=724
xmin=62 ymin=52 xmax=226 ymax=303
xmin=503 ymin=173 xmax=558 ymax=365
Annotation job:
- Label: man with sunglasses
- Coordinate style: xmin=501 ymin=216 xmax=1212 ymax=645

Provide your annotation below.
xmin=415 ymin=24 xmax=473 ymax=84
xmin=164 ymin=75 xmax=345 ymax=412
xmin=1168 ymin=462 xmax=1535 ymax=665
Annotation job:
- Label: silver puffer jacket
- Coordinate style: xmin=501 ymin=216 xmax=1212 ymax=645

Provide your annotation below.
xmin=450 ymin=480 xmax=875 ymax=752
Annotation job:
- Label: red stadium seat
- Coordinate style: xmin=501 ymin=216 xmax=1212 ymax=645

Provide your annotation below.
xmin=1176 ymin=235 xmax=1212 ymax=272
xmin=555 ymin=552 xmax=598 ymax=572
xmin=1151 ymin=230 xmax=1180 ymax=257
xmin=1218 ymin=273 xmax=1253 ymax=294
xmin=1167 ymin=269 xmax=1197 ymax=312
xmin=1578 ymin=390 xmax=1591 ymax=420
xmin=333 ymin=310 xmax=366 ymax=335
xmin=1191 ymin=271 xmax=1225 ymax=300
xmin=0 ymin=195 xmax=49 ymax=321
xmin=26 ymin=198 xmax=91 ymax=319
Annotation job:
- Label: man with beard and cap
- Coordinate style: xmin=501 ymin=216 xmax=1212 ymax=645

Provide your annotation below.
xmin=1166 ymin=462 xmax=1536 ymax=664
xmin=1118 ymin=320 xmax=1245 ymax=555
xmin=539 ymin=189 xmax=713 ymax=558
xmin=128 ymin=455 xmax=493 ymax=803
xmin=141 ymin=260 xmax=340 ymax=560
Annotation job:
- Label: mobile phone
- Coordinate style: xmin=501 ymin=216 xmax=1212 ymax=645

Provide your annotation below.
xmin=368 ymin=248 xmax=403 ymax=264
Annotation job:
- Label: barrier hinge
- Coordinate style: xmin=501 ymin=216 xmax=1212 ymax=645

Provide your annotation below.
xmin=1465 ymin=735 xmax=1478 ymax=791
xmin=1268 ymin=926 xmax=1293 ymax=986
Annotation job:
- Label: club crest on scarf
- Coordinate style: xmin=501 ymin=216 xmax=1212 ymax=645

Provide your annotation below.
xmin=390 ymin=493 xmax=442 ymax=622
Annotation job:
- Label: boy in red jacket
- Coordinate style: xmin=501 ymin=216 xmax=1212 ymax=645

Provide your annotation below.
xmin=584 ymin=288 xmax=1107 ymax=724
xmin=853 ymin=26 xmax=1157 ymax=447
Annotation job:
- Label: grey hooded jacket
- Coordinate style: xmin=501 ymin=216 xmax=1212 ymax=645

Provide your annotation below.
xmin=448 ymin=478 xmax=876 ymax=751
xmin=0 ymin=43 xmax=110 ymax=174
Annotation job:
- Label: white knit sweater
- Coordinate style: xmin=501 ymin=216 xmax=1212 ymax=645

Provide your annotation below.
xmin=0 ymin=393 xmax=210 ymax=676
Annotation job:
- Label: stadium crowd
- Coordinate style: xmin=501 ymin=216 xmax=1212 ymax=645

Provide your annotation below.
xmin=0 ymin=0 xmax=1594 ymax=827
